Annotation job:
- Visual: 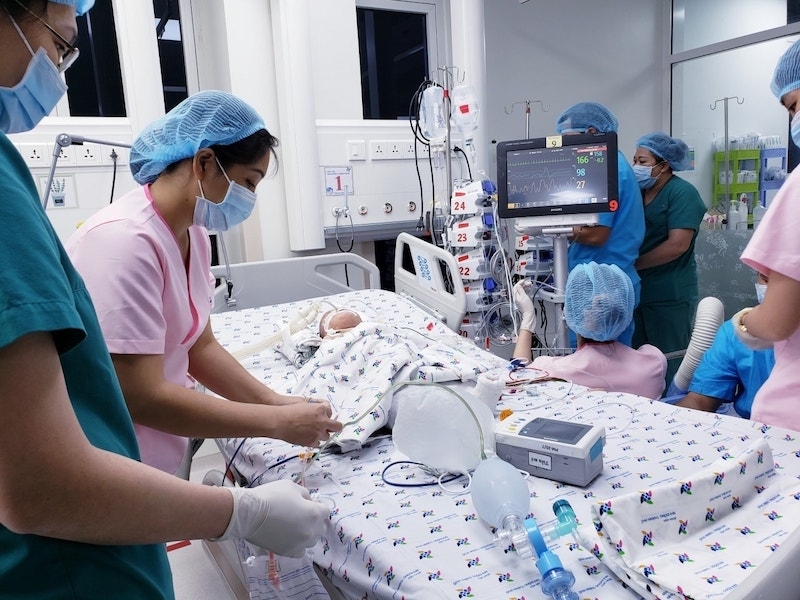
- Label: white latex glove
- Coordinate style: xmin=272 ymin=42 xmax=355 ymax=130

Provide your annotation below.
xmin=513 ymin=280 xmax=536 ymax=332
xmin=214 ymin=480 xmax=328 ymax=557
xmin=732 ymin=307 xmax=773 ymax=350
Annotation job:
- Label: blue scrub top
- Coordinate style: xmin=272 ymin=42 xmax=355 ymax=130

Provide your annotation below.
xmin=568 ymin=150 xmax=645 ymax=305
xmin=688 ymin=320 xmax=776 ymax=419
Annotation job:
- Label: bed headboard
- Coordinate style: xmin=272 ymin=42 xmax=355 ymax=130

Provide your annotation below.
xmin=211 ymin=253 xmax=381 ymax=312
xmin=393 ymin=232 xmax=467 ymax=331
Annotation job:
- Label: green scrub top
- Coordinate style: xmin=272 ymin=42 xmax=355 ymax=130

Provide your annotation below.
xmin=638 ymin=175 xmax=707 ymax=305
xmin=0 ymin=133 xmax=174 ymax=599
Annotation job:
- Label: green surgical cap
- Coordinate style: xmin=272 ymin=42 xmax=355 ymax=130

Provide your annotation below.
xmin=49 ymin=0 xmax=94 ymax=16
xmin=636 ymin=132 xmax=691 ymax=171
xmin=556 ymin=102 xmax=618 ymax=134
xmin=771 ymin=39 xmax=800 ymax=100
xmin=130 ymin=90 xmax=266 ymax=185
xmin=564 ymin=262 xmax=634 ymax=342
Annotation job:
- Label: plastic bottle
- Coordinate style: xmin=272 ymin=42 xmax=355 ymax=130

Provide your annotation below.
xmin=753 ymin=201 xmax=767 ymax=230
xmin=727 ymin=199 xmax=741 ymax=231
xmin=738 ymin=193 xmax=749 ymax=228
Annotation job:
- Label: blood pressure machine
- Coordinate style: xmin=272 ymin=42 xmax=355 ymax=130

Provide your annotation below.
xmin=494 ymin=415 xmax=604 ymax=487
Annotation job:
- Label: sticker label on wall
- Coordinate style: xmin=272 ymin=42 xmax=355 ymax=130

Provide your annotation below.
xmin=324 ymin=166 xmax=354 ymax=196
xmin=39 ymin=174 xmax=77 ymax=208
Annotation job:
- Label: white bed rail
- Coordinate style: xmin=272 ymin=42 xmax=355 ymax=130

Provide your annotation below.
xmin=394 ymin=232 xmax=467 ymax=331
xmin=211 ymin=253 xmax=380 ymax=312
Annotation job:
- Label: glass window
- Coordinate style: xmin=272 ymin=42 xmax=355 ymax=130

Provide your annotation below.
xmin=356 ymin=0 xmax=445 ymax=120
xmin=65 ymin=3 xmax=125 ymax=117
xmin=153 ymin=0 xmax=189 ymax=111
xmin=671 ymin=38 xmax=794 ymax=208
xmin=672 ymin=0 xmax=788 ymax=53
xmin=357 ymin=7 xmax=428 ymax=119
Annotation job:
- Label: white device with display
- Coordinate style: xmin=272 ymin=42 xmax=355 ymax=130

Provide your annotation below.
xmin=494 ymin=415 xmax=604 ymax=487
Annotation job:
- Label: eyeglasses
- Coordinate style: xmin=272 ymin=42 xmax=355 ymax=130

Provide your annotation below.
xmin=13 ymin=0 xmax=80 ymax=73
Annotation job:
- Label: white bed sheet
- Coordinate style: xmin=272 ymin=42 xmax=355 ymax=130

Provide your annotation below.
xmin=211 ymin=289 xmax=800 ymax=600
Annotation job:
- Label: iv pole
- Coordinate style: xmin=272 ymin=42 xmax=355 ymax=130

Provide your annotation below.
xmin=504 ymin=99 xmax=549 ymax=139
xmin=710 ymin=96 xmax=744 ymax=214
xmin=43 ymin=132 xmax=132 ymax=210
xmin=503 ymin=98 xmax=570 ymax=351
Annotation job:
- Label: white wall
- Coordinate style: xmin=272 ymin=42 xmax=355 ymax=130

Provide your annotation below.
xmin=484 ymin=0 xmax=667 ymax=176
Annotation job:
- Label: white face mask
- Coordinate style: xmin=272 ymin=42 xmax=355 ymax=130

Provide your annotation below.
xmin=755 ymin=283 xmax=767 ymax=304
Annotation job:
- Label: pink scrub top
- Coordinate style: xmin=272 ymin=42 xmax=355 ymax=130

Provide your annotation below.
xmin=741 ymin=169 xmax=800 ymax=432
xmin=66 ymin=185 xmax=215 ymax=474
xmin=532 ymin=341 xmax=667 ymax=399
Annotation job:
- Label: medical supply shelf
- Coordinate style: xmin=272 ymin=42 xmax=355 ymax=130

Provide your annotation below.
xmin=713 ymin=148 xmax=787 ymax=218
xmin=758 ymin=147 xmax=787 ymax=208
xmin=712 ymin=149 xmax=759 ymax=209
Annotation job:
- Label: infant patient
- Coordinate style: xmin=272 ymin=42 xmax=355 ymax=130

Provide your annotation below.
xmin=318 ymin=308 xmax=363 ymax=338
xmin=277 ymin=306 xmax=364 ymax=367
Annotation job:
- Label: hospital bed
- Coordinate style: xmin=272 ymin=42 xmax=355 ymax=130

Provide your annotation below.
xmin=204 ymin=243 xmax=800 ymax=600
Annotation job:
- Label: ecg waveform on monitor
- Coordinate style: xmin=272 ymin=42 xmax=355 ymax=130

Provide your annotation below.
xmin=508 ymin=166 xmax=577 ymax=195
xmin=506 ymin=150 xmax=603 ymax=209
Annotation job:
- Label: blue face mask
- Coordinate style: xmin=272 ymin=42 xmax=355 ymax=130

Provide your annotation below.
xmin=0 ymin=15 xmax=68 ymax=134
xmin=193 ymin=158 xmax=258 ymax=231
xmin=791 ymin=113 xmax=800 ymax=149
xmin=632 ymin=163 xmax=660 ymax=190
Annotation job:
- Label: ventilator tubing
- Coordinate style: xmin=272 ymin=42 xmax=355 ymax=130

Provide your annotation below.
xmin=672 ymin=296 xmax=725 ymax=391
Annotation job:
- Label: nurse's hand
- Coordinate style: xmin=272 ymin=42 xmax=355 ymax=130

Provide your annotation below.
xmin=213 ymin=480 xmax=327 ymax=557
xmin=277 ymin=400 xmax=343 ymax=447
xmin=513 ymin=280 xmax=536 ymax=332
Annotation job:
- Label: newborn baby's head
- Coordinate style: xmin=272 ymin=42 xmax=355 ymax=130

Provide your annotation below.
xmin=319 ymin=308 xmax=363 ymax=338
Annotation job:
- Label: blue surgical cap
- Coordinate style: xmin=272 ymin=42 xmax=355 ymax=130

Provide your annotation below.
xmin=555 ymin=102 xmax=618 ymax=134
xmin=636 ymin=132 xmax=691 ymax=171
xmin=564 ymin=262 xmax=634 ymax=342
xmin=49 ymin=0 xmax=95 ymax=16
xmin=771 ymin=39 xmax=800 ymax=100
xmin=130 ymin=90 xmax=266 ymax=185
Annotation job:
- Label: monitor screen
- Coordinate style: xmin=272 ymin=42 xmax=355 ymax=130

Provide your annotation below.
xmin=496 ymin=132 xmax=619 ymax=226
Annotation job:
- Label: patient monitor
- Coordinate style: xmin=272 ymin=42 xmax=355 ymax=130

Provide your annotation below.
xmin=495 ymin=415 xmax=604 ymax=487
xmin=496 ymin=131 xmax=619 ymax=230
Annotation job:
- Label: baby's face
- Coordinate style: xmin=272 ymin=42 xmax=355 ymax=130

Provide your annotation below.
xmin=319 ymin=308 xmax=362 ymax=337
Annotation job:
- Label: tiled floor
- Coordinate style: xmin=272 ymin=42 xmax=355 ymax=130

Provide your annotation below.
xmin=167 ymin=445 xmax=241 ymax=600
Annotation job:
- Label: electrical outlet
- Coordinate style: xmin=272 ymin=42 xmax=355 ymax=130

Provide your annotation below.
xmin=101 ymin=145 xmax=130 ymax=167
xmin=387 ymin=141 xmax=404 ymax=159
xmin=19 ymin=143 xmax=51 ymax=168
xmin=55 ymin=145 xmax=77 ymax=166
xmin=369 ymin=140 xmax=389 ymax=160
xmin=74 ymin=142 xmax=103 ymax=166
xmin=405 ymin=140 xmax=431 ymax=160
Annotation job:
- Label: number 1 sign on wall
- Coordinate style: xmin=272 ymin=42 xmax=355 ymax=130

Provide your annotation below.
xmin=324 ymin=166 xmax=354 ymax=196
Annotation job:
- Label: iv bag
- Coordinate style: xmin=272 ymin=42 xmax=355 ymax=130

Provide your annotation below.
xmin=450 ymin=84 xmax=480 ymax=136
xmin=420 ymin=86 xmax=447 ymax=143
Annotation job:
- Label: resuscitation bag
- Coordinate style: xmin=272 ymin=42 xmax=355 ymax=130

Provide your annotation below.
xmin=392 ymin=382 xmax=495 ymax=475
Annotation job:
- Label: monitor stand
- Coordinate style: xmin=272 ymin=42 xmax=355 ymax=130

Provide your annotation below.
xmin=516 ymin=214 xmax=599 ymax=352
